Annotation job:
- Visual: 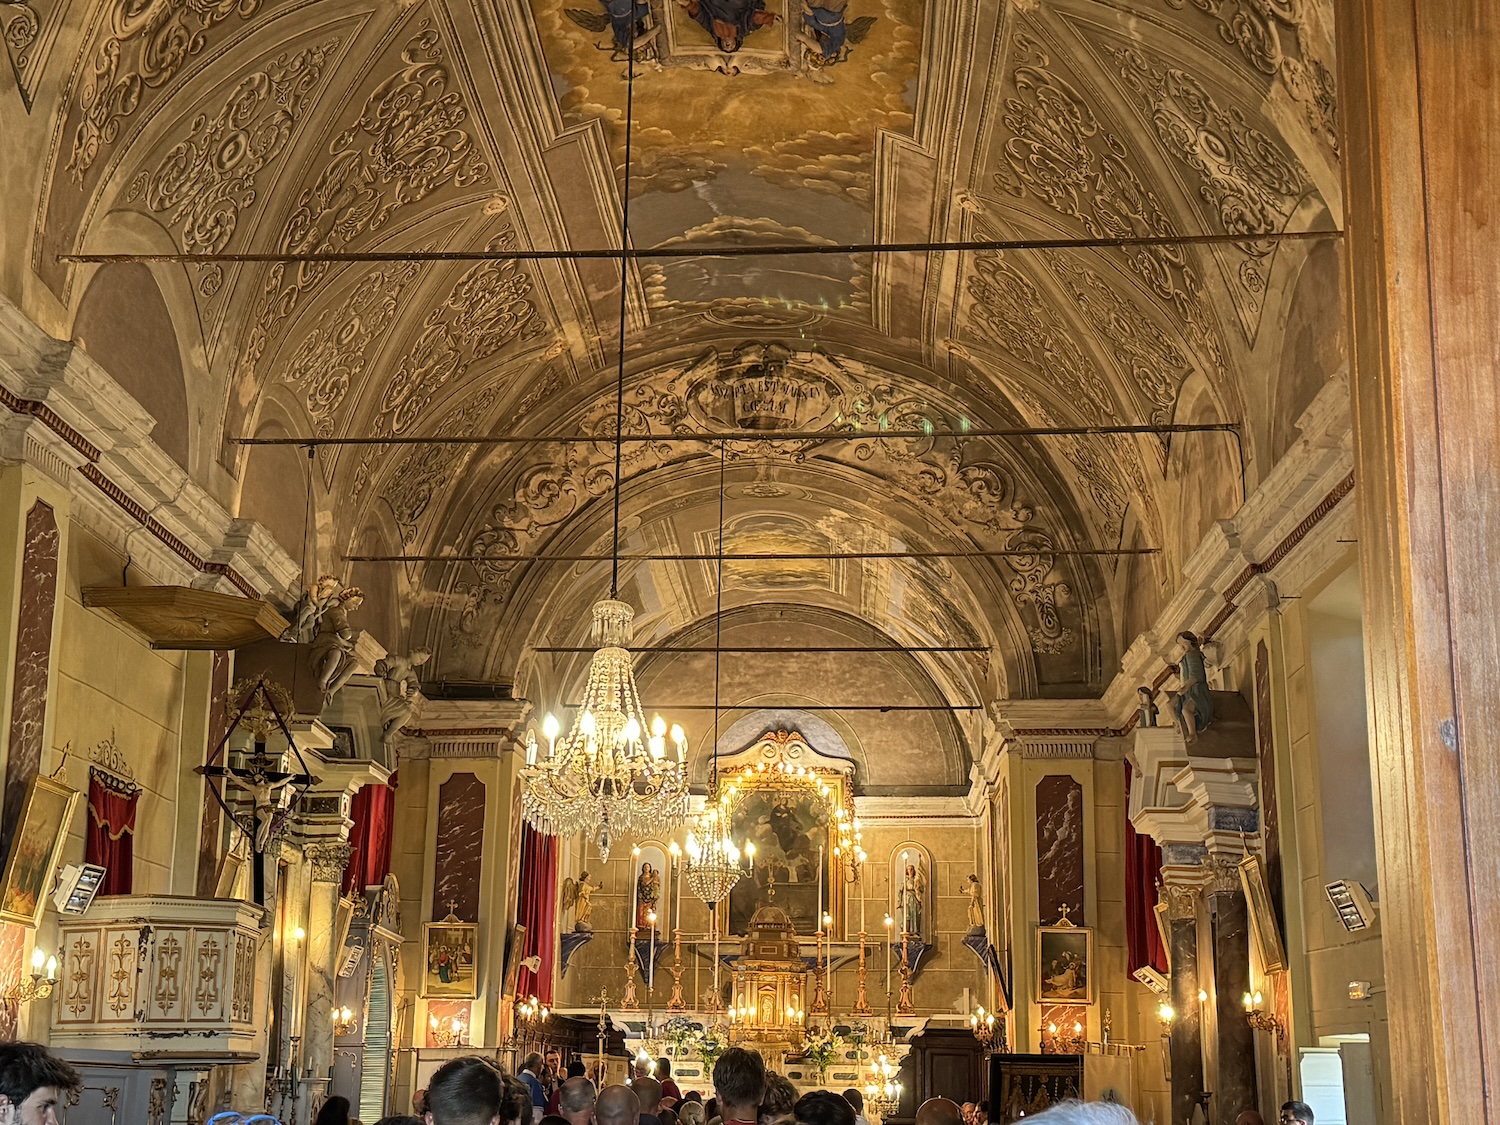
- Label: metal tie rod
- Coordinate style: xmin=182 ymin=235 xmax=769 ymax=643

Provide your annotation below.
xmin=60 ymin=228 xmax=1340 ymax=265
xmin=562 ymin=703 xmax=982 ymax=712
xmin=535 ymin=644 xmax=989 ymax=653
xmin=237 ymin=423 xmax=1238 ymax=447
xmin=347 ymin=548 xmax=1155 ymax=563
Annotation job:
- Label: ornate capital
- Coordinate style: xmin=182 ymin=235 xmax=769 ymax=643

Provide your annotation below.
xmin=304 ymin=841 xmax=355 ymax=883
xmin=1206 ymin=856 xmax=1244 ymax=897
xmin=1160 ymin=880 xmax=1202 ymax=921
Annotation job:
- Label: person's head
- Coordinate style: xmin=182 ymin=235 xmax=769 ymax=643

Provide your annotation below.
xmin=375 ymin=1117 xmax=425 ymax=1125
xmin=597 ymin=1085 xmax=642 ymax=1125
xmin=913 ymin=1099 xmax=964 ymax=1125
xmin=567 ymin=1061 xmax=587 ymax=1080
xmin=1179 ymin=631 xmax=1200 ymax=649
xmin=1018 ymin=1105 xmax=1137 ymax=1124
xmin=523 ymin=1054 xmax=544 ymax=1076
xmin=0 ymin=1043 xmax=80 ymax=1125
xmin=1279 ymin=1104 xmax=1314 ymax=1125
xmin=502 ymin=1076 xmax=535 ymax=1125
xmin=713 ymin=1049 xmax=766 ymax=1118
xmin=560 ymin=1078 xmax=597 ymax=1125
xmin=1235 ymin=1113 xmax=1265 ymax=1125
xmin=633 ymin=1078 xmax=663 ymax=1116
xmin=684 ymin=1094 xmax=703 ymax=1106
xmin=841 ymin=1091 xmax=863 ymax=1116
xmin=317 ymin=1097 xmax=353 ymax=1125
xmin=657 ymin=1059 xmax=672 ymax=1079
xmin=680 ymin=1103 xmax=706 ymax=1125
xmin=793 ymin=1092 xmax=854 ymax=1125
xmin=705 ymin=1097 xmax=718 ymax=1121
xmin=661 ymin=1111 xmax=678 ymax=1125
xmin=961 ymin=1103 xmax=976 ymax=1125
xmin=424 ymin=1056 xmax=504 ymax=1125
xmin=415 ymin=1091 xmax=430 ymax=1115
xmin=758 ymin=1074 xmax=797 ymax=1125
xmin=974 ymin=1103 xmax=987 ymax=1124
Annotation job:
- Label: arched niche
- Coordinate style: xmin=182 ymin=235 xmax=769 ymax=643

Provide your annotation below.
xmin=238 ymin=417 xmax=312 ymax=564
xmin=73 ymin=263 xmax=191 ymax=472
xmin=889 ymin=840 xmax=935 ymax=942
xmin=1168 ymin=377 xmax=1244 ymax=570
xmin=1269 ymin=240 xmax=1346 ymax=462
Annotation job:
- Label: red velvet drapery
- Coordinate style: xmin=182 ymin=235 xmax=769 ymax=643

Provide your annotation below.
xmin=86 ymin=770 xmax=138 ymax=896
xmin=343 ymin=775 xmax=397 ymax=897
xmin=1124 ymin=763 xmax=1168 ymax=975
xmin=515 ymin=824 xmax=558 ymax=1005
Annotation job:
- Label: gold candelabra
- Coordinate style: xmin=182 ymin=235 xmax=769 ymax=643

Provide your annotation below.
xmin=621 ymin=925 xmax=640 ymax=1011
xmin=1243 ymin=991 xmax=1283 ymax=1037
xmin=896 ymin=931 xmax=915 ymax=1014
xmin=810 ymin=913 xmax=831 ymax=1016
xmin=969 ymin=1006 xmax=997 ymax=1050
xmin=667 ymin=924 xmax=686 ymax=1011
xmin=851 ymin=930 xmax=873 ymax=1016
xmin=331 ymin=1005 xmax=357 ymax=1036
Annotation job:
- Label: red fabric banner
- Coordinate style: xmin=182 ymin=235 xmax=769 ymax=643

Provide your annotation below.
xmin=86 ymin=770 xmax=138 ymax=897
xmin=515 ymin=824 xmax=558 ymax=1006
xmin=343 ymin=776 xmax=397 ymax=896
xmin=1124 ymin=763 xmax=1168 ymax=975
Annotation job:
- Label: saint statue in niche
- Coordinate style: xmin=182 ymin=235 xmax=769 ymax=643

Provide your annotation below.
xmin=897 ymin=856 xmax=927 ymax=936
xmin=636 ymin=862 xmax=661 ymax=930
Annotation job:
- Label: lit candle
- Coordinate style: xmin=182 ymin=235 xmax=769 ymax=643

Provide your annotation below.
xmin=817 ymin=844 xmax=824 ymax=938
xmin=670 ymin=840 xmax=683 ymax=932
xmin=630 ymin=846 xmax=641 ymax=930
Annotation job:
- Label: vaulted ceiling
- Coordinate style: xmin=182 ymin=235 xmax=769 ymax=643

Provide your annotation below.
xmin=1 ymin=0 xmax=1346 ymax=760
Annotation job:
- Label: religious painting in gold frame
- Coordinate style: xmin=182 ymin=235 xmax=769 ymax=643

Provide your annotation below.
xmin=723 ymin=736 xmax=852 ymax=937
xmin=1036 ymin=919 xmax=1093 ymax=1004
xmin=0 ymin=774 xmax=80 ymax=928
xmin=422 ymin=919 xmax=478 ymax=999
xmin=1238 ymin=852 xmax=1287 ymax=973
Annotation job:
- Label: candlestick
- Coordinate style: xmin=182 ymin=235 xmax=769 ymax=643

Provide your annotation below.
xmin=817 ymin=845 xmax=824 ymax=936
xmin=897 ymin=928 xmax=915 ymax=1014
xmin=630 ymin=846 xmax=641 ymax=929
xmin=884 ymin=914 xmax=893 ymax=998
xmin=852 ymin=928 xmax=873 ymax=1016
xmin=622 ymin=924 xmax=640 ymax=1011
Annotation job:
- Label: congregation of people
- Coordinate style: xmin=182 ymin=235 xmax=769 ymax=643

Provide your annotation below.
xmin=0 ymin=1040 xmax=1319 ymax=1125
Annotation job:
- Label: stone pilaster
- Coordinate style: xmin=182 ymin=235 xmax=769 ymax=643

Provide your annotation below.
xmin=303 ymin=841 xmax=354 ymax=1100
xmin=1208 ymin=858 xmax=1257 ymax=1125
xmin=1162 ymin=877 xmax=1207 ymax=1125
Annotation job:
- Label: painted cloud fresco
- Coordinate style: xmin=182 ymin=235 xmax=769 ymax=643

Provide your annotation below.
xmin=533 ymin=0 xmax=924 ymax=314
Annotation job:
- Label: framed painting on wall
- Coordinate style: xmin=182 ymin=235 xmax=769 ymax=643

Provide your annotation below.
xmin=422 ymin=919 xmax=479 ymax=999
xmin=1036 ymin=921 xmax=1093 ymax=1004
xmin=0 ymin=774 xmax=80 ymax=927
xmin=1238 ymin=852 xmax=1287 ymax=973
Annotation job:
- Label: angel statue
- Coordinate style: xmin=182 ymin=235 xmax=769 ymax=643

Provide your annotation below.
xmin=962 ymin=873 xmax=985 ymax=931
xmin=374 ymin=648 xmax=431 ymax=738
xmin=309 ymin=587 xmax=364 ymax=699
xmin=897 ymin=856 xmax=927 ymax=936
xmin=562 ymin=871 xmax=597 ymax=932
xmin=284 ymin=574 xmax=343 ymax=643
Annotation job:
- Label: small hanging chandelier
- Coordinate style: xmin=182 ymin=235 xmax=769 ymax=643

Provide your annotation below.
xmin=684 ymin=790 xmax=752 ymax=905
xmin=522 ymin=599 xmax=689 ymax=860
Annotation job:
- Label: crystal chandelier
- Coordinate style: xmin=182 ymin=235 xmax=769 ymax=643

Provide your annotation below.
xmin=521 ymin=599 xmax=689 ymax=860
xmin=684 ymin=791 xmax=753 ymax=904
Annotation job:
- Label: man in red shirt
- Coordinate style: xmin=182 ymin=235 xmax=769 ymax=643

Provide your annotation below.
xmin=657 ymin=1059 xmax=682 ymax=1110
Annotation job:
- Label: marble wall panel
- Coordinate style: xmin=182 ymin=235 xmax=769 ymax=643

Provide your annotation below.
xmin=1036 ymin=775 xmax=1085 ymax=927
xmin=433 ymin=773 xmax=485 ymax=922
xmin=2 ymin=500 xmax=59 ymax=861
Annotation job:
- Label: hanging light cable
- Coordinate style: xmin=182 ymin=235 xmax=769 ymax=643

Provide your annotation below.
xmin=521 ymin=19 xmax=688 ymax=860
xmin=685 ymin=443 xmax=750 ymax=905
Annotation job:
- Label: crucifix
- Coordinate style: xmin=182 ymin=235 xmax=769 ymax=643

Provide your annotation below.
xmin=199 ymin=677 xmax=321 ymax=905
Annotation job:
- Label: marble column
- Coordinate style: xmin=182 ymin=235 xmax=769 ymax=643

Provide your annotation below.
xmin=303 ymin=841 xmax=353 ymax=1116
xmin=1209 ymin=863 xmax=1256 ymax=1125
xmin=1163 ymin=880 xmax=1206 ymax=1125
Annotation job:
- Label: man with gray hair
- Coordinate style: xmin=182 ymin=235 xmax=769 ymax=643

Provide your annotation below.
xmin=597 ymin=1085 xmax=643 ymax=1125
xmin=559 ymin=1078 xmax=597 ymax=1125
xmin=1019 ymin=1102 xmax=1139 ymax=1124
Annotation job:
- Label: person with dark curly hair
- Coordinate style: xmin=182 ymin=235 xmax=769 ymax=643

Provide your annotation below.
xmin=711 ymin=1049 xmax=766 ymax=1125
xmin=0 ymin=1041 xmax=80 ymax=1125
xmin=425 ymin=1056 xmax=535 ymax=1125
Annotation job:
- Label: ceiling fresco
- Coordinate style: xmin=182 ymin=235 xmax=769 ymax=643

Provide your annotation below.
xmin=533 ymin=0 xmax=922 ymax=316
xmin=0 ymin=0 xmax=1347 ymax=757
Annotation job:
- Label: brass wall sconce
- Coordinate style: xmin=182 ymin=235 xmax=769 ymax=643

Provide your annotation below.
xmin=430 ymin=1014 xmax=467 ymax=1048
xmin=332 ymin=1006 xmax=357 ymax=1036
xmin=969 ymin=1005 xmax=997 ymax=1050
xmin=1043 ymin=1019 xmax=1086 ymax=1052
xmin=1242 ymin=991 xmax=1281 ymax=1036
xmin=4 ymin=949 xmax=59 ymax=1003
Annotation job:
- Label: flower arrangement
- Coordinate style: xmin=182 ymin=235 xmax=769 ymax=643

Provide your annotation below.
xmin=803 ymin=1027 xmax=846 ymax=1082
xmin=698 ymin=1024 xmax=728 ymax=1076
xmin=662 ymin=1015 xmax=701 ymax=1059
